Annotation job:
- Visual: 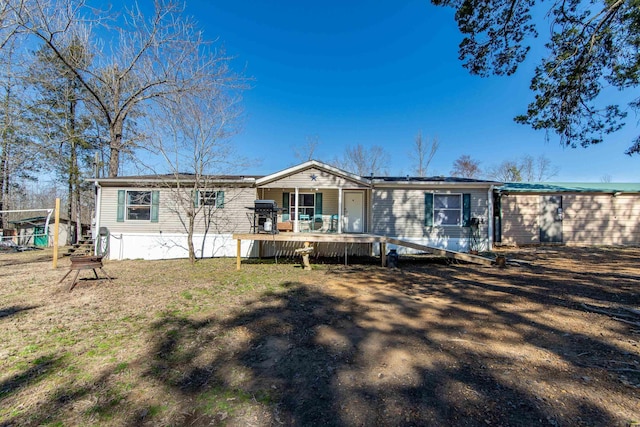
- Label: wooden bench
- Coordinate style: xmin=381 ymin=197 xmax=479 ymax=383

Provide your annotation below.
xmin=277 ymin=221 xmax=293 ymax=232
xmin=58 ymin=256 xmax=113 ymax=292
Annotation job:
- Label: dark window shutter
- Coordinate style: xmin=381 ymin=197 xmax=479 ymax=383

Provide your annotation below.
xmin=315 ymin=192 xmax=323 ymax=215
xmin=282 ymin=192 xmax=290 ymax=213
xmin=193 ymin=190 xmax=199 ymax=208
xmin=117 ymin=190 xmax=125 ymax=222
xmin=151 ymin=191 xmax=160 ymax=223
xmin=463 ymin=193 xmax=471 ymax=226
xmin=424 ymin=193 xmax=433 ymax=226
xmin=216 ymin=191 xmax=225 ymax=208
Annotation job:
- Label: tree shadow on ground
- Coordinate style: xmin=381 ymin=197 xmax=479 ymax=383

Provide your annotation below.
xmin=0 ymin=305 xmax=38 ymax=319
xmin=2 ymin=253 xmax=638 ymax=426
xmin=140 ymin=263 xmax=635 ymax=426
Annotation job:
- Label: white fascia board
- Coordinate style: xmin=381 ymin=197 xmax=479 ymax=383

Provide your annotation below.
xmin=372 ymin=181 xmax=501 ymax=189
xmin=255 ymin=160 xmax=369 ymax=186
xmin=91 ymin=177 xmax=256 ymax=187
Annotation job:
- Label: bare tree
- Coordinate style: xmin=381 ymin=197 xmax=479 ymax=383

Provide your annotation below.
xmin=145 ymin=76 xmax=245 ymax=263
xmin=10 ymin=0 xmax=236 ymax=177
xmin=487 ymin=155 xmax=559 ymax=182
xmin=292 ymin=135 xmax=319 ymax=163
xmin=486 ymin=160 xmax=522 ymax=182
xmin=412 ymin=131 xmax=439 ymax=177
xmin=600 ymin=174 xmax=612 ymax=183
xmin=331 ymin=144 xmax=390 ymax=176
xmin=519 ymin=154 xmax=559 ymax=182
xmin=0 ymin=0 xmax=20 ymax=50
xmin=450 ymin=154 xmax=481 ymax=178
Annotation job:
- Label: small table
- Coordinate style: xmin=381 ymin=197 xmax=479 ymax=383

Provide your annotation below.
xmin=58 ymin=256 xmax=113 ymax=292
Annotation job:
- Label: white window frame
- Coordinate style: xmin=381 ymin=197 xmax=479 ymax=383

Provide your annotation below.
xmin=126 ymin=190 xmax=152 ymax=221
xmin=290 ymin=192 xmax=315 ymax=219
xmin=199 ymin=190 xmax=218 ymax=207
xmin=433 ymin=193 xmax=462 ymax=227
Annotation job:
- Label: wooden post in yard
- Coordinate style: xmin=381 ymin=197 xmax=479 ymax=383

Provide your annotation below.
xmin=52 ymin=198 xmax=60 ymax=269
xmin=236 ymin=239 xmax=242 ymax=271
xmin=381 ymin=241 xmax=387 ymax=267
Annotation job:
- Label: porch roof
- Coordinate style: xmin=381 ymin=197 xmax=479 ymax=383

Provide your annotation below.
xmin=255 ymin=160 xmax=370 ymax=187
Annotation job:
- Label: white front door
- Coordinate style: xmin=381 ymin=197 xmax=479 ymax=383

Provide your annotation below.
xmin=343 ymin=191 xmax=364 ymax=233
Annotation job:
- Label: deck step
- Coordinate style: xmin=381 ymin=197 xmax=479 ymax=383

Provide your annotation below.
xmin=64 ymin=239 xmax=95 ymax=257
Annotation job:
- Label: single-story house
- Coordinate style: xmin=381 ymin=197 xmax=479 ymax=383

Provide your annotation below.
xmin=494 ymin=182 xmax=640 ymax=246
xmin=92 ymin=160 xmax=501 ymax=260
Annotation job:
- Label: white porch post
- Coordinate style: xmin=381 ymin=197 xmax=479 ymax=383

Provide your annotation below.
xmin=487 ymin=185 xmax=494 ymax=250
xmin=293 ymin=187 xmax=300 ymax=233
xmin=93 ymin=182 xmax=102 ymax=255
xmin=337 ymin=188 xmax=343 ymax=234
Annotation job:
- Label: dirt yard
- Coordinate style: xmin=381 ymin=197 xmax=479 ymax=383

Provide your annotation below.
xmin=0 ymin=246 xmax=639 ymax=426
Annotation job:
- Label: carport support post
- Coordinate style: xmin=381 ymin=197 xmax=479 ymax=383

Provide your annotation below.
xmin=236 ymin=239 xmax=242 ymax=271
xmin=381 ymin=241 xmax=386 ymax=267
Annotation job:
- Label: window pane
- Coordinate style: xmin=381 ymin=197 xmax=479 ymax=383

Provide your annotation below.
xmin=290 ymin=193 xmax=315 ymax=208
xmin=127 ymin=191 xmax=152 ymax=221
xmin=128 ymin=191 xmax=151 ymax=205
xmin=127 ymin=206 xmax=151 ymax=220
xmin=434 ymin=209 xmax=460 ymax=225
xmin=301 ymin=194 xmax=314 ymax=206
xmin=200 ymin=191 xmax=217 ymax=206
xmin=434 ymin=194 xmax=461 ymax=209
xmin=434 ymin=194 xmax=461 ymax=226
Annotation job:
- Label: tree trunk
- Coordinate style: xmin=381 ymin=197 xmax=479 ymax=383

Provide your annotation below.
xmin=67 ymin=166 xmax=73 ymax=244
xmin=0 ymin=83 xmax=10 ymax=230
xmin=108 ymin=119 xmax=124 ymax=177
xmin=0 ymin=136 xmax=7 ymax=230
xmin=74 ymin=179 xmax=81 ymax=245
xmin=68 ymin=92 xmax=79 ymax=244
xmin=187 ymin=214 xmax=196 ymax=264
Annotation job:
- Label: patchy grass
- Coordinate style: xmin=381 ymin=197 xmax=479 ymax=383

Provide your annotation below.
xmin=0 ymin=247 xmax=639 ymax=426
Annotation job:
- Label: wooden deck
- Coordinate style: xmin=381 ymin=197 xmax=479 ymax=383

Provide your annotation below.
xmin=232 ymin=232 xmax=495 ymax=269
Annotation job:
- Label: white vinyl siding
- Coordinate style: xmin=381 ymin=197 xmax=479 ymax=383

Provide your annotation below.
xmin=100 ymin=186 xmax=256 ymax=234
xmin=372 ymin=188 xmax=488 ymax=239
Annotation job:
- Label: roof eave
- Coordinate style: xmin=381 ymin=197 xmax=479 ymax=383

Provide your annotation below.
xmin=255 ymin=160 xmax=370 ymax=186
xmin=91 ymin=176 xmax=257 ymax=186
xmin=372 ymin=180 xmax=501 ymax=188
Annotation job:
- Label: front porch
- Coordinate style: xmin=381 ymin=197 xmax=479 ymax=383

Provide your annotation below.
xmin=255 ymin=160 xmax=372 ymax=234
xmin=232 ymin=232 xmax=495 ymax=270
xmin=258 ymin=187 xmax=369 ymax=234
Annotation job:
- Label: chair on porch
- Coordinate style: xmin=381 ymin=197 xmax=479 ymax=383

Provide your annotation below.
xmin=328 ymin=214 xmax=339 ymax=232
xmin=313 ymin=214 xmax=324 ymax=232
xmin=299 ymin=214 xmax=312 ymax=232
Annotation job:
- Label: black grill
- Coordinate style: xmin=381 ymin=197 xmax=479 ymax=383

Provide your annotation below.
xmin=254 ymin=200 xmax=278 ymax=213
xmin=249 ymin=200 xmax=280 ymax=234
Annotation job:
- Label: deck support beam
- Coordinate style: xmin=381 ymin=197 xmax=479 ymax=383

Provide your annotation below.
xmin=232 ymin=233 xmax=495 ymax=268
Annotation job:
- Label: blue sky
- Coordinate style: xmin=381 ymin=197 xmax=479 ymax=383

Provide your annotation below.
xmin=185 ymin=0 xmax=639 ymax=181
